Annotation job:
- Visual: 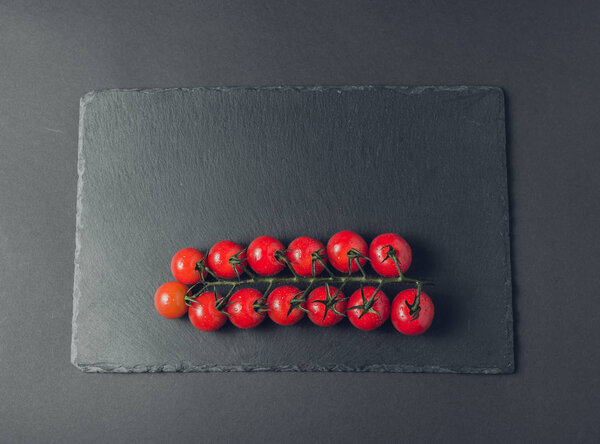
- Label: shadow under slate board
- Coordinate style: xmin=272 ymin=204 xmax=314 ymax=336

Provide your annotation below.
xmin=72 ymin=86 xmax=513 ymax=374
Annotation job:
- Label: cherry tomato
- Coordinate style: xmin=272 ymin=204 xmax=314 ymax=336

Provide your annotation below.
xmin=170 ymin=247 xmax=207 ymax=285
xmin=347 ymin=286 xmax=390 ymax=331
xmin=391 ymin=289 xmax=434 ymax=335
xmin=207 ymin=240 xmax=247 ymax=279
xmin=306 ymin=285 xmax=347 ymax=327
xmin=188 ymin=291 xmax=227 ymax=331
xmin=286 ymin=236 xmax=327 ymax=277
xmin=226 ymin=288 xmax=266 ymax=329
xmin=369 ymin=233 xmax=412 ymax=277
xmin=267 ymin=285 xmax=306 ymax=326
xmin=326 ymin=230 xmax=368 ymax=273
xmin=154 ymin=281 xmax=189 ymax=319
xmin=247 ymin=236 xmax=285 ymax=276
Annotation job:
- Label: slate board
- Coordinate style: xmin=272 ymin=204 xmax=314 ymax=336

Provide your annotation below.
xmin=72 ymin=86 xmax=513 ymax=374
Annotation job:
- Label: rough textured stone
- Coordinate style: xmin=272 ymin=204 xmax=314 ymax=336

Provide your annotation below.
xmin=72 ymin=86 xmax=513 ymax=373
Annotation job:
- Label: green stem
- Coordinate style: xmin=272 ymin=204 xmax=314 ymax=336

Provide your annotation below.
xmin=191 ymin=274 xmax=433 ymax=291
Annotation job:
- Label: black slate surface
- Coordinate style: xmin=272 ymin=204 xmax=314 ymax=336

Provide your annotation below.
xmin=72 ymin=86 xmax=512 ymax=373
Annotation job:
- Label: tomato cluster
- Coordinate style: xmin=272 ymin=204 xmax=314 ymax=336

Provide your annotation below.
xmin=154 ymin=231 xmax=434 ymax=335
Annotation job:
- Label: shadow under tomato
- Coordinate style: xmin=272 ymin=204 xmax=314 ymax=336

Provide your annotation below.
xmin=422 ymin=288 xmax=454 ymax=338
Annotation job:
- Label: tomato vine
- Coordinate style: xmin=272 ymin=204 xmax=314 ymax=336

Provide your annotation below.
xmin=185 ymin=244 xmax=431 ymax=313
xmin=155 ymin=232 xmax=436 ymax=334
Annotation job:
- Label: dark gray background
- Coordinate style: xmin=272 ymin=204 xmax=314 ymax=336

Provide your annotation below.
xmin=0 ymin=0 xmax=598 ymax=442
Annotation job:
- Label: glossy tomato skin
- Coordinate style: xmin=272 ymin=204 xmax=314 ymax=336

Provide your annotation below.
xmin=347 ymin=287 xmax=390 ymax=331
xmin=306 ymin=285 xmax=347 ymax=327
xmin=391 ymin=289 xmax=434 ymax=335
xmin=369 ymin=233 xmax=412 ymax=277
xmin=207 ymin=240 xmax=246 ymax=279
xmin=286 ymin=236 xmax=326 ymax=277
xmin=326 ymin=230 xmax=368 ymax=273
xmin=267 ymin=286 xmax=305 ymax=326
xmin=247 ymin=236 xmax=285 ymax=276
xmin=154 ymin=281 xmax=189 ymax=319
xmin=226 ymin=288 xmax=266 ymax=329
xmin=188 ymin=291 xmax=227 ymax=331
xmin=170 ymin=248 xmax=206 ymax=285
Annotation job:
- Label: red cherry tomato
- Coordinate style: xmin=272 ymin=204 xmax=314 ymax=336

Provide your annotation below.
xmin=369 ymin=233 xmax=412 ymax=277
xmin=267 ymin=285 xmax=306 ymax=326
xmin=188 ymin=291 xmax=227 ymax=331
xmin=226 ymin=288 xmax=266 ymax=329
xmin=286 ymin=236 xmax=327 ymax=277
xmin=170 ymin=248 xmax=207 ymax=285
xmin=207 ymin=240 xmax=247 ymax=279
xmin=247 ymin=236 xmax=285 ymax=276
xmin=347 ymin=286 xmax=390 ymax=331
xmin=306 ymin=285 xmax=347 ymax=327
xmin=391 ymin=289 xmax=434 ymax=335
xmin=326 ymin=230 xmax=368 ymax=273
xmin=154 ymin=281 xmax=189 ymax=319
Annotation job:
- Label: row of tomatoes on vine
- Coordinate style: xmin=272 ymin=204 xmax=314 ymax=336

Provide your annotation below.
xmin=154 ymin=231 xmax=435 ymax=335
xmin=172 ymin=230 xmax=414 ymax=282
xmin=156 ymin=282 xmax=433 ymax=334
